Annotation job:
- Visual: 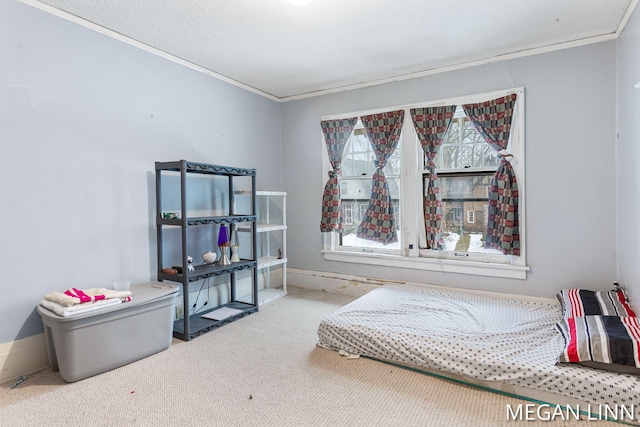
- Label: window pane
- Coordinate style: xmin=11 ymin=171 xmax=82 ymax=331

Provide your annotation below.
xmin=346 ymin=134 xmax=375 ymax=176
xmin=352 ymin=132 xmax=370 ymax=151
xmin=482 ymin=145 xmax=499 ymax=168
xmin=426 ymin=173 xmax=501 ymax=254
xmin=441 ymin=146 xmax=460 ymax=169
xmin=343 ymin=130 xmax=402 ymax=177
xmin=443 ymin=121 xmax=459 ymax=145
xmin=432 ymin=114 xmax=497 ymax=171
xmin=462 ymin=118 xmax=483 ymax=144
xmin=472 ymin=144 xmax=486 ymax=168
xmin=460 ymin=145 xmax=474 ymax=168
xmin=343 ymin=203 xmax=353 ymax=225
xmin=385 ymin=148 xmax=402 ymax=175
xmin=438 ymin=174 xmax=492 ymax=199
xmin=340 ymin=176 xmax=401 ymax=250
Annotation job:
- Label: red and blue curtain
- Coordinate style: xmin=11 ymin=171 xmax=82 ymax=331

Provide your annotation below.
xmin=319 ymin=117 xmax=358 ymax=232
xmin=410 ymin=106 xmax=457 ymax=250
xmin=462 ymin=94 xmax=520 ymax=256
xmin=355 ymin=110 xmax=404 ymax=244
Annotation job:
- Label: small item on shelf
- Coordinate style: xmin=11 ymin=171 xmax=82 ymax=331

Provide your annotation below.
xmin=218 ymin=225 xmax=231 ymax=265
xmin=277 ymin=248 xmax=283 ymax=259
xmin=202 ymin=251 xmax=217 ymax=265
xmin=187 ymin=256 xmax=194 ymax=272
xmin=161 ymin=267 xmax=178 ymax=275
xmin=230 ymin=229 xmax=240 ymax=262
xmin=171 ymin=266 xmax=183 ymax=274
xmin=162 ymin=212 xmax=180 ymax=219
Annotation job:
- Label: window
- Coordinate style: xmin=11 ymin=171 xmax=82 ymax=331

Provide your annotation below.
xmin=343 ymin=203 xmax=353 ymax=225
xmin=435 ymin=111 xmax=499 ymax=170
xmin=322 ymin=88 xmax=527 ymax=279
xmin=424 ymin=106 xmax=502 ymax=257
xmin=338 ymin=119 xmax=402 ymax=252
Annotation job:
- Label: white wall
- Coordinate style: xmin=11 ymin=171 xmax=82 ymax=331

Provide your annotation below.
xmin=0 ymin=1 xmax=282 ymax=343
xmin=281 ymin=41 xmax=618 ymax=299
xmin=617 ymin=5 xmax=640 ymax=309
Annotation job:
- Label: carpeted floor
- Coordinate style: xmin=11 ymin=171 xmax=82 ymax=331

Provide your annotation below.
xmin=0 ymin=287 xmax=619 ymax=426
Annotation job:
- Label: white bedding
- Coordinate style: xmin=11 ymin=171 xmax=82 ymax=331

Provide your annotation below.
xmin=317 ymin=284 xmax=640 ymax=421
xmin=39 ymin=297 xmax=122 ymax=317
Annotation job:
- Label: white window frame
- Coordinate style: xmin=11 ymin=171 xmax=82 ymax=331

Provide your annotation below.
xmin=321 ymin=88 xmax=528 ymax=279
xmin=467 ymin=210 xmax=475 ymax=224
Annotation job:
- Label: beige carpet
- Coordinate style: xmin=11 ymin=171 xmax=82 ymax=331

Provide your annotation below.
xmin=0 ymin=287 xmax=618 ymax=426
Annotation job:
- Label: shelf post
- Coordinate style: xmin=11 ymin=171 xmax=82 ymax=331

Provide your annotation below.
xmin=180 ymin=160 xmax=190 ymax=340
xmin=155 ymin=166 xmax=164 ymax=293
xmin=252 ymin=174 xmax=258 ymax=306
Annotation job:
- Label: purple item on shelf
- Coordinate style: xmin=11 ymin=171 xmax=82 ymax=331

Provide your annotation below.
xmin=218 ymin=224 xmax=230 ymax=247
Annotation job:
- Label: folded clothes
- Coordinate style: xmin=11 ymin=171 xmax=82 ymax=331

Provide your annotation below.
xmin=44 ymin=287 xmax=132 ymax=307
xmin=39 ymin=298 xmax=122 ymax=317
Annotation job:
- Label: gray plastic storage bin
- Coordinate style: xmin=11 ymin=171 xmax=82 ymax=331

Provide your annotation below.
xmin=37 ymin=282 xmax=178 ymax=382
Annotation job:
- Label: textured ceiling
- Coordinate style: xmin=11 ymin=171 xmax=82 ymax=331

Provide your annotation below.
xmin=29 ymin=0 xmax=636 ymax=100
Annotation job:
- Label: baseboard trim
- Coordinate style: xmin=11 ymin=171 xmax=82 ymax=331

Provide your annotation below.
xmin=288 ymin=268 xmax=400 ymax=297
xmin=287 ymin=268 xmax=557 ymax=304
xmin=0 ymin=334 xmax=49 ymax=384
xmin=1 ymin=270 xmax=555 ymax=383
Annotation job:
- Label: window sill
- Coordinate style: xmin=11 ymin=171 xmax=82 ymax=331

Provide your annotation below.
xmin=322 ymin=250 xmax=529 ymax=280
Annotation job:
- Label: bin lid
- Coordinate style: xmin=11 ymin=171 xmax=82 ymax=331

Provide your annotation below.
xmin=37 ymin=282 xmax=179 ymax=321
xmin=130 ymin=282 xmax=179 ymax=304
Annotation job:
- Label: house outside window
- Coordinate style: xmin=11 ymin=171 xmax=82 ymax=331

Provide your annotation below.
xmin=322 ymin=88 xmax=527 ymax=279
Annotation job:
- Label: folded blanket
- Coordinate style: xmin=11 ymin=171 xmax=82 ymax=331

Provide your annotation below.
xmin=39 ymin=298 xmax=122 ymax=317
xmin=44 ymin=287 xmax=132 ymax=307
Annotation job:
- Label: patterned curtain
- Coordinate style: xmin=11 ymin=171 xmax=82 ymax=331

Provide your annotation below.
xmin=462 ymin=94 xmax=519 ymax=256
xmin=320 ymin=117 xmax=358 ymax=232
xmin=355 ymin=110 xmax=405 ymax=244
xmin=410 ymin=106 xmax=457 ymax=250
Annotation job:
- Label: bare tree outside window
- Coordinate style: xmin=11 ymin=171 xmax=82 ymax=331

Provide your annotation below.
xmin=428 ymin=108 xmax=501 ymax=254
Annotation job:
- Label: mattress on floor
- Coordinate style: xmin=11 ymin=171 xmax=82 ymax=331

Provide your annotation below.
xmin=317 ymin=283 xmax=640 ymax=421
